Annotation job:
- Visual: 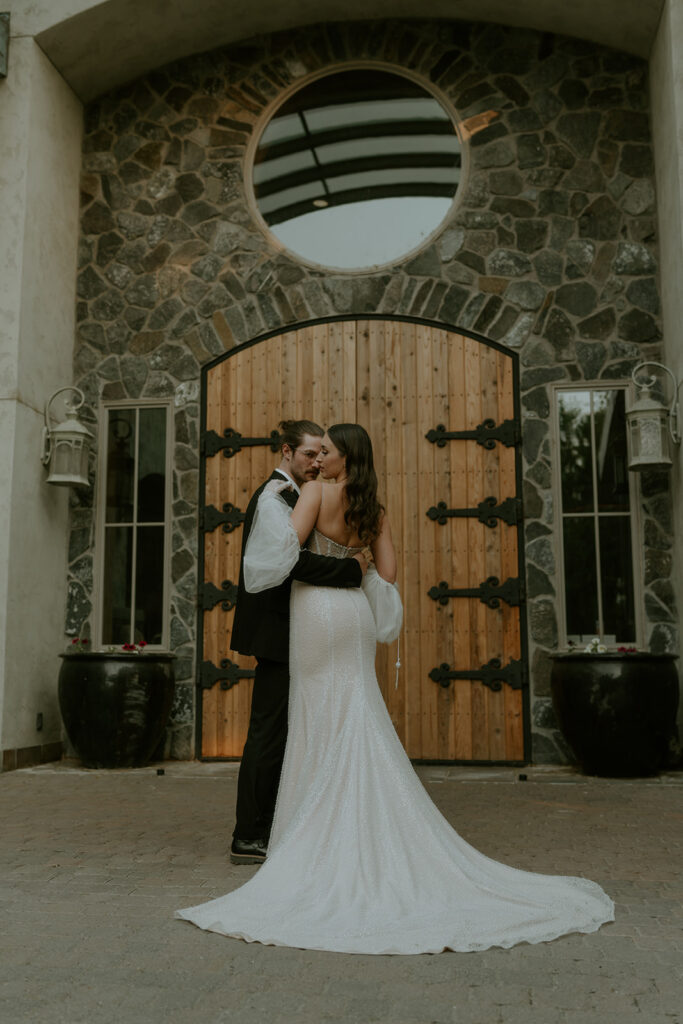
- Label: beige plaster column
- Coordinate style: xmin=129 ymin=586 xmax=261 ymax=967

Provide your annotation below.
xmin=651 ymin=0 xmax=683 ymax=740
xmin=0 ymin=34 xmax=82 ymax=767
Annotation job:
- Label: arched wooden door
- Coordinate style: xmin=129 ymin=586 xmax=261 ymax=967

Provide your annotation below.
xmin=198 ymin=319 xmax=528 ymax=762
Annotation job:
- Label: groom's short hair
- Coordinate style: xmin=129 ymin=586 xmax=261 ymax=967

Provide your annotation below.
xmin=279 ymin=419 xmax=323 ymax=451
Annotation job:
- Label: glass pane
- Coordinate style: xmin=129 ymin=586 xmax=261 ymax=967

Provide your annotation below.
xmin=134 ymin=526 xmax=165 ymax=645
xmin=563 ymin=517 xmax=599 ymax=636
xmin=253 ymin=69 xmax=462 ymax=269
xmin=594 ymin=391 xmax=630 ymax=512
xmin=106 ymin=409 xmax=136 ymax=523
xmin=558 ymin=391 xmax=593 ymax=513
xmin=102 ymin=526 xmax=133 ymax=644
xmin=599 ymin=517 xmax=636 ymax=641
xmin=137 ymin=407 xmax=167 ymax=522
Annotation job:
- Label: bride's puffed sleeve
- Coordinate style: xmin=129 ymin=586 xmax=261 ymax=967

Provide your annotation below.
xmin=361 ymin=565 xmax=403 ymax=643
xmin=243 ymin=485 xmax=301 ymax=593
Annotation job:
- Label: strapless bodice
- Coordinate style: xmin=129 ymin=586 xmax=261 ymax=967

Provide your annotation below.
xmin=308 ymin=528 xmax=363 ymax=558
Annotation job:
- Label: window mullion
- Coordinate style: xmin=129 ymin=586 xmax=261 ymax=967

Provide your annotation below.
xmin=129 ymin=407 xmax=140 ymax=644
xmin=589 ymin=392 xmax=605 ymax=639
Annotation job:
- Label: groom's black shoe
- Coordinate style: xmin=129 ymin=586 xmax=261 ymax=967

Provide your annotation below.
xmin=230 ymin=838 xmax=267 ymax=864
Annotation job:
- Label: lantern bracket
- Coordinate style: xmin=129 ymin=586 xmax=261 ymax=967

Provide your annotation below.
xmin=631 ymin=361 xmax=682 ymax=445
xmin=41 ymin=387 xmax=87 ymax=466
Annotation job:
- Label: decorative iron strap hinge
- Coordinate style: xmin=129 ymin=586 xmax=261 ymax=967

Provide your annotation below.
xmin=200 ymin=580 xmax=238 ymax=612
xmin=201 ymin=502 xmax=245 ymax=534
xmin=428 ymin=576 xmax=524 ymax=608
xmin=426 ymin=496 xmax=521 ymax=528
xmin=199 ymin=659 xmax=256 ymax=691
xmin=426 ymin=418 xmax=519 ymax=449
xmin=429 ymin=657 xmax=525 ymax=692
xmin=202 ymin=427 xmax=281 ymax=459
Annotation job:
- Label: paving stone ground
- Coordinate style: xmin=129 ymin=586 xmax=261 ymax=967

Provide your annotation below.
xmin=1 ymin=761 xmax=682 ymax=1024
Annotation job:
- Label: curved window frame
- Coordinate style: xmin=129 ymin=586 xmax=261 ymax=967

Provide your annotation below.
xmin=244 ymin=61 xmax=468 ymax=275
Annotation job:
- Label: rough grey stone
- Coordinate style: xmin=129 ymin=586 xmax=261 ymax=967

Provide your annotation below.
xmin=521 ymin=367 xmax=566 ymax=391
xmin=126 ymin=274 xmax=158 ymax=308
xmin=578 ymin=196 xmax=621 ymax=240
xmin=438 ymin=227 xmax=465 ymax=262
xmin=538 ymin=190 xmax=568 ymax=217
xmin=505 ymin=281 xmax=545 ymax=311
xmin=439 ymin=284 xmax=469 ymax=322
xmin=532 ymin=250 xmax=563 ymax=285
xmin=649 ymin=623 xmax=677 ymax=655
xmin=548 ymin=216 xmax=574 ymax=251
xmin=527 ymin=458 xmax=552 ymax=488
xmin=613 ymin=241 xmax=657 ymax=274
xmin=475 ymin=138 xmax=515 ymax=168
xmin=82 ymin=201 xmax=116 ymax=235
xmin=622 ymin=179 xmax=655 ymax=215
xmin=555 ymin=282 xmax=597 ymax=317
xmin=91 ymin=288 xmax=126 ymax=321
xmin=522 ymin=419 xmax=549 ymax=465
xmin=556 ymin=111 xmax=601 ymax=157
xmin=523 ymin=479 xmax=543 ymax=518
xmin=516 ymin=133 xmax=545 ymax=169
xmin=544 ymin=308 xmax=574 ymax=360
xmin=529 ymin=599 xmax=558 ymax=646
xmin=527 ymin=535 xmax=555 ymax=575
xmin=625 ymin=277 xmax=660 ymax=315
xmin=576 ymin=341 xmax=607 ymax=379
xmin=530 ymin=646 xmax=553 ymax=697
xmin=488 ymin=249 xmax=531 ymax=276
xmin=65 ymin=580 xmax=92 ymax=635
xmin=532 ymin=696 xmax=559 ymax=729
xmin=565 ymin=239 xmax=595 ymax=277
xmin=404 ymin=246 xmax=441 ymax=277
xmin=488 ymin=170 xmax=523 ymax=195
xmin=563 ymin=160 xmax=605 ymax=193
xmin=644 ymin=592 xmax=675 ymax=624
xmin=515 ymin=220 xmax=548 ymax=254
xmin=120 ymin=355 xmax=148 ymax=397
xmin=577 ymin=308 xmax=616 ymax=340
xmin=522 ymin=386 xmax=550 ymax=418
xmin=617 ymin=309 xmax=661 ymax=344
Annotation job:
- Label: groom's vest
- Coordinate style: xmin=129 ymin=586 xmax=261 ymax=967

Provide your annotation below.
xmin=230 ymin=471 xmax=361 ymax=663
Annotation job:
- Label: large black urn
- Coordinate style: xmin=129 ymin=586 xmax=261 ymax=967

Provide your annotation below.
xmin=59 ymin=652 xmax=176 ymax=768
xmin=550 ymin=653 xmax=679 ymax=777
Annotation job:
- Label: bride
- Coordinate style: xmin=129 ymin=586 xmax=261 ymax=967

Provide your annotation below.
xmin=176 ymin=423 xmax=614 ymax=954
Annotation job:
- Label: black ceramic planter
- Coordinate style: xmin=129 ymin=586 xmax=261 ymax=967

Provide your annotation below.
xmin=58 ymin=652 xmax=176 ymax=768
xmin=550 ymin=653 xmax=679 ymax=777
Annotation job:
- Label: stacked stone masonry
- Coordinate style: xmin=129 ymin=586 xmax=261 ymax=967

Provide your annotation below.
xmin=69 ymin=19 xmax=676 ymax=763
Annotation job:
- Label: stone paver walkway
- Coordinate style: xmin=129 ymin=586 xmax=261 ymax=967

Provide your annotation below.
xmin=1 ymin=762 xmax=682 ymax=1024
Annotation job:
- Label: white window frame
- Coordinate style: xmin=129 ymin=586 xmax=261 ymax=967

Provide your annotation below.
xmin=551 ymin=382 xmax=644 ymax=650
xmin=93 ymin=398 xmax=174 ymax=651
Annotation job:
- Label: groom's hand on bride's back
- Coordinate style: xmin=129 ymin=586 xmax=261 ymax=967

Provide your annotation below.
xmin=352 ymin=552 xmax=369 ymax=576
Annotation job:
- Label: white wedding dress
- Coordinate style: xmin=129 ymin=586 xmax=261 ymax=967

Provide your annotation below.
xmin=176 ymin=486 xmax=614 ymax=954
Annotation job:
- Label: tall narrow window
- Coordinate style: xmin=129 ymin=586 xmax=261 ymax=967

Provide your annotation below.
xmin=97 ymin=402 xmax=172 ymax=648
xmin=557 ymin=388 xmax=638 ymax=645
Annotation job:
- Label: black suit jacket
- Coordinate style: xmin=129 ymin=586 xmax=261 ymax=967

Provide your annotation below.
xmin=230 ymin=470 xmax=363 ymax=662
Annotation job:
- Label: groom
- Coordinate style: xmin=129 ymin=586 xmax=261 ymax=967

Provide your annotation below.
xmin=229 ymin=418 xmax=366 ymax=864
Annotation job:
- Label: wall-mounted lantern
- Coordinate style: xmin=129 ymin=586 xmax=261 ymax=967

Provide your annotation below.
xmin=41 ymin=387 xmax=94 ymax=487
xmin=626 ymin=361 xmax=682 ymax=472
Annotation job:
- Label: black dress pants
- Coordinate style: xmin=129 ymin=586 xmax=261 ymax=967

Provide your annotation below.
xmin=233 ymin=657 xmax=289 ymax=841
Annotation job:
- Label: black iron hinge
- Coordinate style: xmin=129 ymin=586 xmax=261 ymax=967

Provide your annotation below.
xmin=199 ymin=659 xmax=256 ymax=691
xmin=429 ymin=657 xmax=525 ymax=692
xmin=426 ymin=496 xmax=521 ymax=528
xmin=428 ymin=576 xmax=523 ymax=608
xmin=201 ymin=502 xmax=245 ymax=534
xmin=200 ymin=580 xmax=238 ymax=612
xmin=426 ymin=418 xmax=519 ymax=449
xmin=202 ymin=428 xmax=281 ymax=459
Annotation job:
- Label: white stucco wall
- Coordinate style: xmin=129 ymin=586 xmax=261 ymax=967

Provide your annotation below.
xmin=0 ymin=37 xmax=82 ymax=754
xmin=651 ymin=0 xmax=683 ymax=739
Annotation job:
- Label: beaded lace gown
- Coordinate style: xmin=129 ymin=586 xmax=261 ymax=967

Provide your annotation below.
xmin=176 ymin=486 xmax=614 ymax=954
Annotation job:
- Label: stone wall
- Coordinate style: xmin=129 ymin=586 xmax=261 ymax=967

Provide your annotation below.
xmin=70 ymin=19 xmax=676 ymax=762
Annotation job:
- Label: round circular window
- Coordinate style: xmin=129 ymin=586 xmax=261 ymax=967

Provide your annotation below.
xmin=251 ymin=68 xmax=463 ymax=271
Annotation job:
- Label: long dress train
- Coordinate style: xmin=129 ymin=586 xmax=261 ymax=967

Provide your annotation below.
xmin=176 ymin=497 xmax=614 ymax=954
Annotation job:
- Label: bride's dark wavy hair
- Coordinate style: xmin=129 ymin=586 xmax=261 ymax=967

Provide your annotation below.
xmin=328 ymin=423 xmax=383 ymax=545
